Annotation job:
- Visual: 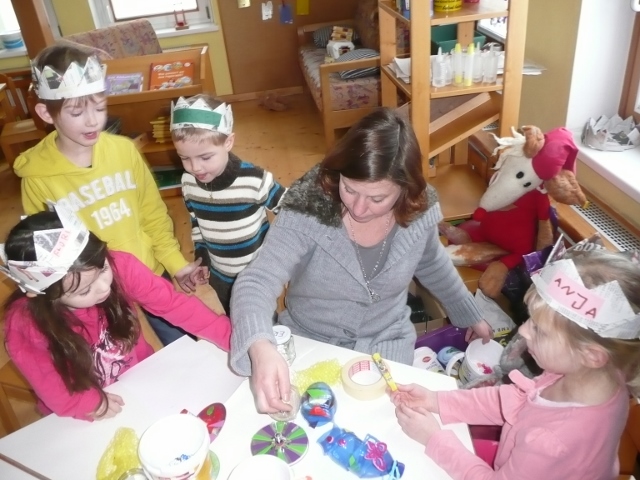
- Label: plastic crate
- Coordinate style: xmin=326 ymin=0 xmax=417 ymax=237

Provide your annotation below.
xmin=415 ymin=324 xmax=467 ymax=353
xmin=431 ymin=24 xmax=486 ymax=55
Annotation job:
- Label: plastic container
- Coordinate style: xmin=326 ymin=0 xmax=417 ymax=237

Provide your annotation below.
xmin=431 ymin=24 xmax=486 ymax=55
xmin=0 ymin=31 xmax=24 ymax=50
xmin=415 ymin=324 xmax=468 ymax=353
xmin=433 ymin=0 xmax=462 ymax=12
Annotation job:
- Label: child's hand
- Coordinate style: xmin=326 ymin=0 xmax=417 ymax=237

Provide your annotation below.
xmin=395 ymin=403 xmax=441 ymax=447
xmin=175 ymin=258 xmax=209 ymax=293
xmin=90 ymin=393 xmax=124 ymax=420
xmin=390 ymin=383 xmax=439 ymax=413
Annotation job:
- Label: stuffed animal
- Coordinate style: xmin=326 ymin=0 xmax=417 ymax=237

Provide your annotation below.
xmin=440 ymin=126 xmax=587 ymax=299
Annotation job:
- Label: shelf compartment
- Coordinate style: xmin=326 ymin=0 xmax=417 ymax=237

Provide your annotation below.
xmin=429 ymin=164 xmax=488 ymax=221
xmin=428 ymin=91 xmax=501 ymax=158
xmin=378 ymin=0 xmax=509 ymax=27
xmin=382 ymin=64 xmax=503 ymax=99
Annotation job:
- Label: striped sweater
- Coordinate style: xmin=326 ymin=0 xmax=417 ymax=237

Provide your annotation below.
xmin=181 ymin=154 xmax=286 ymax=282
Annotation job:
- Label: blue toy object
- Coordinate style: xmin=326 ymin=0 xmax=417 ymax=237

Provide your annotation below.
xmin=318 ymin=426 xmax=404 ymax=478
xmin=300 ymin=382 xmax=336 ymax=428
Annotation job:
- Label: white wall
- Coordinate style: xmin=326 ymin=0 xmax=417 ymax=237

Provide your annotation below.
xmin=566 ymin=1 xmax=635 ymax=129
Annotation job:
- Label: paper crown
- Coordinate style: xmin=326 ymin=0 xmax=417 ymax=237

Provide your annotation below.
xmin=0 ymin=204 xmax=89 ymax=295
xmin=32 ymin=55 xmax=106 ymax=100
xmin=170 ymin=97 xmax=233 ymax=135
xmin=531 ymin=257 xmax=640 ymax=340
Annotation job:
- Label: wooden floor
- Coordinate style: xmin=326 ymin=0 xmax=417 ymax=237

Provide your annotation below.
xmin=0 ymin=93 xmax=326 ymax=437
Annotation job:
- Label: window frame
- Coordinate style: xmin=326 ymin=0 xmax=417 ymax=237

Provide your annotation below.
xmin=107 ymin=0 xmax=198 ymax=22
xmin=621 ymin=14 xmax=640 ymax=120
xmin=90 ymin=0 xmax=214 ymax=31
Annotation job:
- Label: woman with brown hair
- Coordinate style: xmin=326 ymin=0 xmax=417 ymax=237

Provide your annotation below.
xmin=229 ymin=108 xmax=491 ymax=413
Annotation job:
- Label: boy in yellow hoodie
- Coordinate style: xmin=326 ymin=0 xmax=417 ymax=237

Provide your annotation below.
xmin=13 ymin=43 xmax=206 ymax=345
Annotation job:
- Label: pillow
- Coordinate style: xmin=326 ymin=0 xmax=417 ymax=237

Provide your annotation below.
xmin=313 ymin=25 xmax=359 ymax=48
xmin=335 ymin=48 xmax=380 ymax=79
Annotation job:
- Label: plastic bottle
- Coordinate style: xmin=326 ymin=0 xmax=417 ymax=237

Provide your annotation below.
xmin=432 ymin=47 xmax=446 ymax=87
xmin=453 ymin=43 xmax=463 ymax=87
xmin=444 ymin=53 xmax=453 ymax=85
xmin=483 ymin=45 xmax=499 ymax=84
xmin=463 ymin=42 xmax=474 ymax=86
xmin=472 ymin=42 xmax=483 ymax=83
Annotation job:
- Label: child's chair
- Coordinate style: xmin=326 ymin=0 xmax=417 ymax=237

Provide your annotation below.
xmin=0 ymin=360 xmax=38 ymax=434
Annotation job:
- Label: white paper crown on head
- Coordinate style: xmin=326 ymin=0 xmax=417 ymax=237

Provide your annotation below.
xmin=531 ymin=258 xmax=640 ymax=339
xmin=0 ymin=203 xmax=89 ymax=295
xmin=170 ymin=97 xmax=233 ymax=135
xmin=32 ymin=55 xmax=106 ymax=100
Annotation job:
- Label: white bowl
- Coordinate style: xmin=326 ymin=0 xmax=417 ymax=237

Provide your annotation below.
xmin=138 ymin=414 xmax=211 ymax=480
xmin=228 ymin=455 xmax=294 ymax=480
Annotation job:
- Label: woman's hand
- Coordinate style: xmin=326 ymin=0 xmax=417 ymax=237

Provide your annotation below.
xmin=395 ymin=403 xmax=441 ymax=447
xmin=89 ymin=392 xmax=124 ymax=420
xmin=248 ymin=339 xmax=292 ymax=413
xmin=466 ymin=319 xmax=493 ymax=343
xmin=390 ymin=383 xmax=439 ymax=413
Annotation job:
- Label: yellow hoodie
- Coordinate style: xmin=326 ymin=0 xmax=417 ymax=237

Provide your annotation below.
xmin=14 ymin=131 xmax=187 ymax=277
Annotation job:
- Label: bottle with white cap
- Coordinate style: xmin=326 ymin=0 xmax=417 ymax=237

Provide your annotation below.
xmin=273 ymin=325 xmax=296 ymax=365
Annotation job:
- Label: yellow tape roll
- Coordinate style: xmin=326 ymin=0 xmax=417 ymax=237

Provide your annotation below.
xmin=341 ymin=356 xmax=387 ymax=401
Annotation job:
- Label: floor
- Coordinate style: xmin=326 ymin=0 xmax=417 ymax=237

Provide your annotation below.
xmin=0 ymin=93 xmax=326 ymax=438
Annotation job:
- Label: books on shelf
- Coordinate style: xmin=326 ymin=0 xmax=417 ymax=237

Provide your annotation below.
xmin=105 ymin=73 xmax=144 ymax=95
xmin=149 ymin=60 xmax=195 ymax=90
xmin=150 ymin=116 xmax=172 ymax=143
xmin=152 ymin=166 xmax=184 ymax=191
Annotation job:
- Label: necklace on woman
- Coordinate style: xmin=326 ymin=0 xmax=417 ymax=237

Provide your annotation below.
xmin=347 ymin=213 xmax=391 ymax=303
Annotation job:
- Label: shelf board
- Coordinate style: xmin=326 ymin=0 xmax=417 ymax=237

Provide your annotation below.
xmin=379 ymin=1 xmax=409 ymax=23
xmin=429 ymin=92 xmax=500 ymax=157
xmin=382 ymin=65 xmax=503 ymax=99
xmin=378 ymin=0 xmax=509 ymax=27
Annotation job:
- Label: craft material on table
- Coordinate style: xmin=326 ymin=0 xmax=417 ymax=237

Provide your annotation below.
xmin=251 ymin=421 xmax=309 ymax=464
xmin=293 ymin=358 xmax=342 ymax=394
xmin=371 ymin=353 xmax=398 ymax=391
xmin=300 ymin=382 xmax=336 ymax=428
xmin=341 ymin=356 xmax=386 ymax=400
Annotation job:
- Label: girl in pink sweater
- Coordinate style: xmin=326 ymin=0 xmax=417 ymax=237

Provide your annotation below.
xmin=1 ymin=209 xmax=232 ymax=421
xmin=391 ymin=250 xmax=640 ymax=479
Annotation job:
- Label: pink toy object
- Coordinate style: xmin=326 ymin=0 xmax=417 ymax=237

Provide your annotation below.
xmin=180 ymin=402 xmax=227 ymax=442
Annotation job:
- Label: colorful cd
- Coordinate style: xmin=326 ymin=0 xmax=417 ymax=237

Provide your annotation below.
xmin=250 ymin=421 xmax=308 ymax=465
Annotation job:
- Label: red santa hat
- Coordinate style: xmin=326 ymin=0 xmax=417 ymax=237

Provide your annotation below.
xmin=531 ymin=127 xmax=578 ymax=181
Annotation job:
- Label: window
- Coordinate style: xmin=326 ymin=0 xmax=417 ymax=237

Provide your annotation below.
xmin=621 ymin=15 xmax=640 ymax=119
xmin=0 ymin=0 xmax=20 ymax=34
xmin=90 ymin=0 xmax=213 ymax=31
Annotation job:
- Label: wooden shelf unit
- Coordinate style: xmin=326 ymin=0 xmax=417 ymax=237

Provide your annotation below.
xmin=103 ymin=45 xmax=215 ymax=169
xmin=378 ymin=0 xmax=528 ymax=179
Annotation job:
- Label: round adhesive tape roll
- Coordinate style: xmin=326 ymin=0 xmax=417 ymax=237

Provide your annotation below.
xmin=341 ymin=356 xmax=387 ymax=401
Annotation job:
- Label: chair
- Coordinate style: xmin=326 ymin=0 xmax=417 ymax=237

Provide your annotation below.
xmin=0 ymin=361 xmax=38 ymax=434
xmin=0 ymin=83 xmax=48 ymax=170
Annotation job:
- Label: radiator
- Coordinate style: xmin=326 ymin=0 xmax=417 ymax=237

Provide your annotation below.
xmin=570 ymin=203 xmax=640 ymax=251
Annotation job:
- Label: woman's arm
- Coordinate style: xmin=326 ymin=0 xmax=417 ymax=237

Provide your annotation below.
xmin=229 ymin=212 xmax=316 ymax=376
xmin=414 ymin=226 xmax=483 ymax=329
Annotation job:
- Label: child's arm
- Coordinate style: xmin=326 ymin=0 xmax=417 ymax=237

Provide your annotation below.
xmin=4 ymin=309 xmax=105 ymax=420
xmin=130 ymin=145 xmax=189 ymax=277
xmin=21 ymin=178 xmax=49 ymax=215
xmin=113 ymin=251 xmax=231 ymax=350
xmin=437 ymin=385 xmax=507 ymax=426
xmin=259 ymin=170 xmax=286 ymax=212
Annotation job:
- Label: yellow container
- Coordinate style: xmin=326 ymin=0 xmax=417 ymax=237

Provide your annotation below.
xmin=434 ymin=0 xmax=462 ymax=12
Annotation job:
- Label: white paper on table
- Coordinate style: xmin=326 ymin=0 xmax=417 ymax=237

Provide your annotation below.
xmin=0 ymin=336 xmax=245 ymax=480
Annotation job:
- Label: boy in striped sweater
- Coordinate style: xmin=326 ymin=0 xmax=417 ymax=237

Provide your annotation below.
xmin=171 ymin=95 xmax=286 ymax=313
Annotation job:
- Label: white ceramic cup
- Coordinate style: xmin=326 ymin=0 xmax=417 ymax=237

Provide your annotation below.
xmin=228 ymin=455 xmax=294 ymax=480
xmin=413 ymin=346 xmax=445 ymax=374
xmin=445 ymin=339 xmax=503 ymax=385
xmin=138 ymin=414 xmax=211 ymax=480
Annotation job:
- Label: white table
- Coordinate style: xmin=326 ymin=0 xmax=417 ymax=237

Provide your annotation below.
xmin=0 ymin=336 xmax=473 ymax=480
